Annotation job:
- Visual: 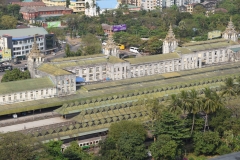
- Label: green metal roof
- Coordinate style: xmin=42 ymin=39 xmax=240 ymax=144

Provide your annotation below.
xmin=51 ymin=54 xmax=105 ymax=62
xmin=230 ymin=47 xmax=240 ymax=52
xmin=38 ymin=63 xmax=72 ymax=76
xmin=126 ymin=52 xmax=180 ymax=65
xmin=0 ymin=77 xmax=54 ymax=95
xmin=176 ymin=39 xmax=239 ymax=54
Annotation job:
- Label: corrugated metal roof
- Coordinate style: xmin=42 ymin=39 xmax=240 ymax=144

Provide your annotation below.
xmin=0 ymin=27 xmax=48 ymax=38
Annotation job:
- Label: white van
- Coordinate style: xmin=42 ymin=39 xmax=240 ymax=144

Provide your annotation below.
xmin=129 ymin=47 xmax=139 ymax=54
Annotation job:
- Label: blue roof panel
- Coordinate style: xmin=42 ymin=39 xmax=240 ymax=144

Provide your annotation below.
xmin=96 ymin=0 xmax=118 ymax=10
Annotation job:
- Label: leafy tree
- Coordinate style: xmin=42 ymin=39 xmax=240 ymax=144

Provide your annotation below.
xmin=193 ymin=5 xmax=206 ymax=15
xmin=0 ymin=132 xmax=47 ymax=160
xmin=188 ymin=89 xmax=202 ymax=135
xmin=202 ymin=88 xmax=223 ymax=132
xmin=81 ymin=33 xmax=102 ymax=55
xmin=193 ymin=131 xmax=221 ymax=156
xmin=44 ymin=141 xmax=66 ymax=160
xmin=63 ymin=141 xmax=92 ymax=160
xmin=209 ymin=107 xmax=232 ymax=136
xmin=150 ymin=134 xmax=178 ymax=160
xmin=85 ymin=2 xmax=90 ymax=15
xmin=0 ymin=15 xmax=17 ymax=29
xmin=47 ymin=28 xmax=65 ymax=40
xmin=1 ymin=68 xmax=31 ymax=82
xmin=153 ymin=112 xmax=190 ymax=143
xmin=116 ymin=131 xmax=147 ymax=160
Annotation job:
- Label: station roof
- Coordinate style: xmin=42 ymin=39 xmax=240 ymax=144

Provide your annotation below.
xmin=125 ymin=52 xmax=180 ymax=65
xmin=230 ymin=47 xmax=240 ymax=52
xmin=52 ymin=56 xmax=125 ymax=68
xmin=0 ymin=27 xmax=48 ymax=38
xmin=176 ymin=39 xmax=239 ymax=54
xmin=51 ymin=54 xmax=105 ymax=62
xmin=38 ymin=64 xmax=72 ymax=76
xmin=0 ymin=77 xmax=54 ymax=95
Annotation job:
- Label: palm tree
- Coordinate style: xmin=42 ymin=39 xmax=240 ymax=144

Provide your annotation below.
xmin=188 ymin=89 xmax=201 ymax=135
xmin=202 ymin=88 xmax=223 ymax=132
xmin=221 ymin=77 xmax=237 ymax=98
xmin=96 ymin=5 xmax=100 ymax=16
xmin=179 ymin=90 xmax=191 ymax=114
xmin=168 ymin=94 xmax=181 ymax=113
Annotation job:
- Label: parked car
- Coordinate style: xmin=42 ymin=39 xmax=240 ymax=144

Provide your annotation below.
xmin=129 ymin=47 xmax=140 ymax=54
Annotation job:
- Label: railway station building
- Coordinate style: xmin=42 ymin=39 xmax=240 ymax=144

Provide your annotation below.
xmin=0 ymin=18 xmax=240 ymax=106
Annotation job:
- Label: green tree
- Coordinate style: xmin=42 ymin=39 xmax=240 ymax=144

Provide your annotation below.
xmin=45 ymin=141 xmax=66 ymax=160
xmin=153 ymin=112 xmax=190 ymax=143
xmin=1 ymin=68 xmax=31 ymax=82
xmin=209 ymin=107 xmax=232 ymax=136
xmin=202 ymin=88 xmax=224 ymax=132
xmin=81 ymin=33 xmax=102 ymax=55
xmin=188 ymin=89 xmax=202 ymax=135
xmin=0 ymin=132 xmax=47 ymax=160
xmin=0 ymin=15 xmax=17 ymax=29
xmin=63 ymin=141 xmax=92 ymax=160
xmin=116 ymin=131 xmax=147 ymax=160
xmin=150 ymin=134 xmax=178 ymax=160
xmin=193 ymin=131 xmax=221 ymax=155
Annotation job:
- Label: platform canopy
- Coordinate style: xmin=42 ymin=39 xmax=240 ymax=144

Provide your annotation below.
xmin=76 ymin=76 xmax=85 ymax=83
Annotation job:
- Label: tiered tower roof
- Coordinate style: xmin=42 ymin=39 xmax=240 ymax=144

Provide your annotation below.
xmin=164 ymin=24 xmax=178 ymax=42
xmin=28 ymin=34 xmax=44 ymax=59
xmin=105 ymin=30 xmax=117 ymax=49
xmin=223 ymin=17 xmax=238 ymax=34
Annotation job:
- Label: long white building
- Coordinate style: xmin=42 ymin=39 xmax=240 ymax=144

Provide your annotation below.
xmin=0 ymin=19 xmax=239 ymax=105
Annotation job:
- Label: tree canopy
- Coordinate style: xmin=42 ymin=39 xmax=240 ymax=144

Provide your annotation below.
xmin=1 ymin=68 xmax=31 ymax=82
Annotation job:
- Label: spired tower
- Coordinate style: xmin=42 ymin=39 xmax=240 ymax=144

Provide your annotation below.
xmin=222 ymin=17 xmax=238 ymax=42
xmin=102 ymin=31 xmax=119 ymax=57
xmin=162 ymin=24 xmax=178 ymax=54
xmin=27 ymin=35 xmax=45 ymax=78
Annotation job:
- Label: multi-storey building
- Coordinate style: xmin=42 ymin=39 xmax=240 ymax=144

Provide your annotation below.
xmin=0 ymin=27 xmax=57 ymax=57
xmin=141 ymin=0 xmax=156 ymax=10
xmin=118 ymin=0 xmax=141 ymax=7
xmin=20 ymin=6 xmax=72 ymax=22
xmin=68 ymin=0 xmax=85 ymax=13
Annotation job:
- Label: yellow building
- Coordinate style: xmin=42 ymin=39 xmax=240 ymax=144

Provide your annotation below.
xmin=1 ymin=49 xmax=12 ymax=60
xmin=69 ymin=0 xmax=85 ymax=13
xmin=42 ymin=0 xmax=85 ymax=13
xmin=42 ymin=0 xmax=66 ymax=7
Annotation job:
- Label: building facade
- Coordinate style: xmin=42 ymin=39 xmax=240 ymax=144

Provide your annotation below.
xmin=20 ymin=6 xmax=72 ymax=22
xmin=0 ymin=27 xmax=57 ymax=57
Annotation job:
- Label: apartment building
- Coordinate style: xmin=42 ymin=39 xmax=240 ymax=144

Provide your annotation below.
xmin=141 ymin=0 xmax=156 ymax=10
xmin=69 ymin=0 xmax=85 ymax=13
xmin=0 ymin=27 xmax=57 ymax=57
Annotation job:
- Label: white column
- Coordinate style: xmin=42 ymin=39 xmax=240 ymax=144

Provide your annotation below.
xmin=206 ymin=52 xmax=209 ymax=64
xmin=172 ymin=60 xmax=174 ymax=71
xmin=99 ymin=66 xmax=103 ymax=80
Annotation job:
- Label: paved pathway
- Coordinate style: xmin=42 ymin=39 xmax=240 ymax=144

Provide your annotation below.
xmin=0 ymin=117 xmax=68 ymax=133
